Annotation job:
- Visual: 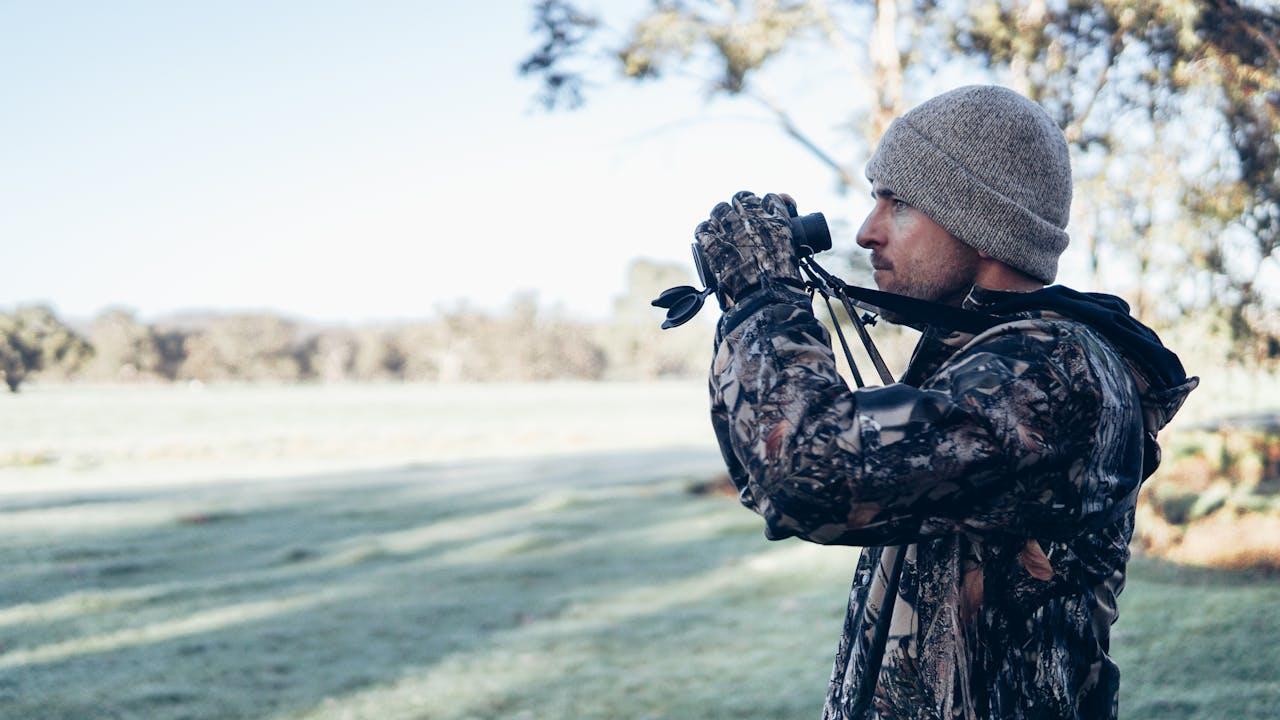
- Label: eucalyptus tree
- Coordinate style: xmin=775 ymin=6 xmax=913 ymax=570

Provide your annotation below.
xmin=521 ymin=0 xmax=1280 ymax=364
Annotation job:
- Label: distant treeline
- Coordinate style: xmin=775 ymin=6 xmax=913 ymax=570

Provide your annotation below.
xmin=0 ymin=260 xmax=712 ymax=392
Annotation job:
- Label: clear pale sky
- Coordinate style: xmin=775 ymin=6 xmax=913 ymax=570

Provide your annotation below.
xmin=2 ymin=1 xmax=1029 ymax=323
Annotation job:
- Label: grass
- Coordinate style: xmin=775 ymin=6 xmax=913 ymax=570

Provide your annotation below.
xmin=1 ymin=383 xmax=1277 ymax=719
xmin=1116 ymin=561 xmax=1280 ymax=719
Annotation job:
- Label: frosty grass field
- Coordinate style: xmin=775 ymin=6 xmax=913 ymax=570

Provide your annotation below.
xmin=1 ymin=382 xmax=1277 ymax=719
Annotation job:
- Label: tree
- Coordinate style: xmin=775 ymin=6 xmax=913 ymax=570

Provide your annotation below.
xmin=428 ymin=292 xmax=608 ymax=381
xmin=85 ymin=307 xmax=167 ymax=381
xmin=520 ymin=0 xmax=1280 ymax=364
xmin=352 ymin=328 xmax=406 ymax=381
xmin=178 ymin=314 xmax=304 ymax=381
xmin=0 ymin=305 xmax=93 ymax=392
xmin=599 ymin=258 xmax=710 ymax=379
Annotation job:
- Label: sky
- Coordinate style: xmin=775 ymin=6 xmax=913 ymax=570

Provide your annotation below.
xmin=1 ymin=1 xmax=1073 ymax=324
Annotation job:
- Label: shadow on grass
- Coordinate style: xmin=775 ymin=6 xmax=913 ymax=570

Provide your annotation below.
xmin=0 ymin=448 xmax=711 ymax=609
xmin=2 ymin=446 xmax=816 ymax=720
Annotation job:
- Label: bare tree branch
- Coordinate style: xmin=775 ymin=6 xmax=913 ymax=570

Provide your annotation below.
xmin=745 ymin=89 xmax=860 ymax=191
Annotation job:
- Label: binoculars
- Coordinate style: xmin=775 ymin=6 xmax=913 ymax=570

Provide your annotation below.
xmin=653 ymin=204 xmax=831 ymax=329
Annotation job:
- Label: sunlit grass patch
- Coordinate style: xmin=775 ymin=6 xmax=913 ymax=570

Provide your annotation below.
xmin=0 ymin=593 xmax=334 ymax=670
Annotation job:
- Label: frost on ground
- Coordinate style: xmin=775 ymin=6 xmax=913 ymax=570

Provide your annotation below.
xmin=0 ymin=382 xmax=718 ymax=496
xmin=0 ymin=383 xmax=1277 ymax=720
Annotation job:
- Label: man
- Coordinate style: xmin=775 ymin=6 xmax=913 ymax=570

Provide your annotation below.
xmin=693 ymin=85 xmax=1198 ymax=719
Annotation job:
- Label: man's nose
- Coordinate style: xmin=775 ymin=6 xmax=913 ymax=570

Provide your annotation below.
xmin=855 ymin=212 xmax=882 ymax=250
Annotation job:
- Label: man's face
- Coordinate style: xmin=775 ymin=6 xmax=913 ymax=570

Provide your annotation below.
xmin=855 ymin=182 xmax=980 ymax=304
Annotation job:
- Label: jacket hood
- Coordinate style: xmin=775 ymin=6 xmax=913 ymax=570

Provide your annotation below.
xmin=970 ymin=285 xmax=1200 ymax=435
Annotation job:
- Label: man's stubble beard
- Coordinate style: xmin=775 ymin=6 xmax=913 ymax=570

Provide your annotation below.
xmin=874 ymin=249 xmax=980 ymax=325
xmin=883 ymin=254 xmax=979 ymax=307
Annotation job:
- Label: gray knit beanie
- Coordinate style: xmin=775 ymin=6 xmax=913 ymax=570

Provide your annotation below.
xmin=866 ymin=84 xmax=1072 ymax=283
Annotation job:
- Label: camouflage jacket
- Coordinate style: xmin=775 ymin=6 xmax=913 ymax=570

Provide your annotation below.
xmin=708 ymin=283 xmax=1197 ymax=720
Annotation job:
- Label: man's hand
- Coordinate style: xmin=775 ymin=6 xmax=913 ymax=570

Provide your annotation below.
xmin=695 ymin=190 xmax=803 ymax=308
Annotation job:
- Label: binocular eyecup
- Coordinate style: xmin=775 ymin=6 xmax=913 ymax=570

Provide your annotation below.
xmin=789 ymin=212 xmax=831 ymax=258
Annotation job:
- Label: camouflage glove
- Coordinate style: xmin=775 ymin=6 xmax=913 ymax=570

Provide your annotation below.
xmin=695 ymin=190 xmax=804 ymax=309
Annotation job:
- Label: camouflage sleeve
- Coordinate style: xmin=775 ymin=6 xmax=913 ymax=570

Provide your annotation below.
xmin=708 ymin=288 xmax=1115 ymax=546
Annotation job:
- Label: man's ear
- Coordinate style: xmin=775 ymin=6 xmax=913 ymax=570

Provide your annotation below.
xmin=977 ymin=250 xmax=992 ymax=259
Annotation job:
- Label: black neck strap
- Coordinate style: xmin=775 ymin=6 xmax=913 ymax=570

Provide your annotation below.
xmin=833 ymin=283 xmax=1001 ymax=335
xmin=799 ymin=258 xmax=1002 ymax=335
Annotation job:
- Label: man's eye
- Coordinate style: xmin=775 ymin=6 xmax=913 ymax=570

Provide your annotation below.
xmin=892 ymin=199 xmax=908 ymax=211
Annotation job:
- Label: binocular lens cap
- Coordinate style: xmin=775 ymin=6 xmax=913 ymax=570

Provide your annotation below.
xmin=661 ymin=292 xmax=705 ymax=329
xmin=651 ymin=285 xmax=697 ymax=309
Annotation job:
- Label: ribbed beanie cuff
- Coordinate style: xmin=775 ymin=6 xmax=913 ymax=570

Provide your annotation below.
xmin=866 ymin=85 xmax=1072 ymax=284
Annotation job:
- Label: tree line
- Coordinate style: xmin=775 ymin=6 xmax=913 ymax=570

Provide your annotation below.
xmin=0 ymin=259 xmax=712 ymax=392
